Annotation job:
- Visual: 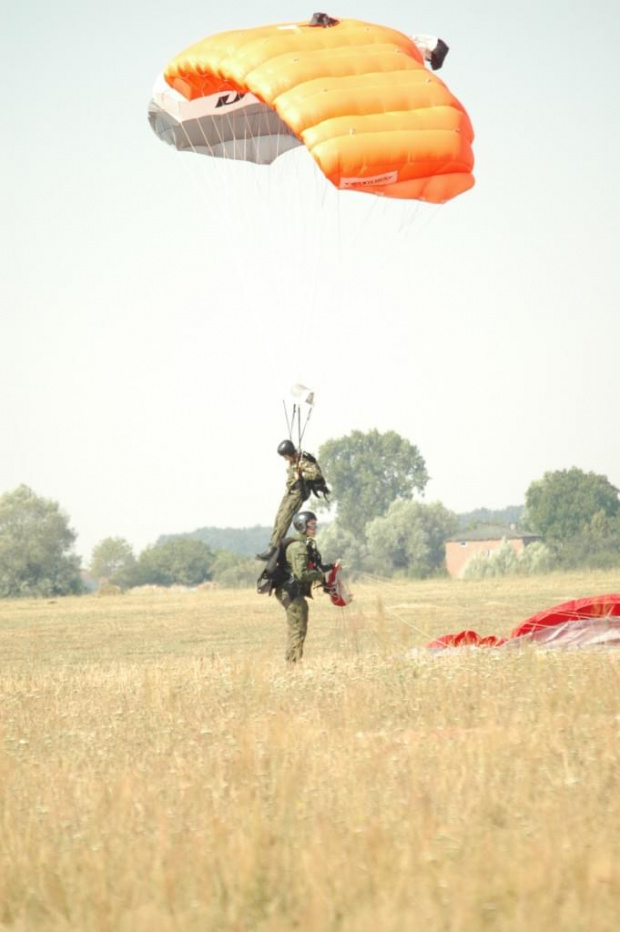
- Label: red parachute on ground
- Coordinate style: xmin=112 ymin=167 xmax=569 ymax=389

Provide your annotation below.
xmin=426 ymin=594 xmax=620 ymax=651
xmin=325 ymin=564 xmax=352 ymax=607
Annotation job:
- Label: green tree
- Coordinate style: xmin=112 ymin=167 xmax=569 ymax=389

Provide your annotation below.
xmin=0 ymin=485 xmax=83 ymax=598
xmin=517 ymin=541 xmax=555 ymax=575
xmin=366 ymin=500 xmax=458 ymax=578
xmin=135 ymin=538 xmax=214 ymax=587
xmin=209 ymin=551 xmax=257 ymax=588
xmin=160 ymin=526 xmax=270 ymax=557
xmin=552 ymin=512 xmax=620 ymax=570
xmin=318 ymin=429 xmax=429 ymax=538
xmin=90 ymin=537 xmax=136 ymax=587
xmin=318 ymin=521 xmax=369 ymax=576
xmin=525 ymin=468 xmax=620 ymax=541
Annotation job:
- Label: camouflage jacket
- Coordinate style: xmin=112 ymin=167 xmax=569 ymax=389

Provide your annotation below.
xmin=282 ymin=535 xmax=325 ymax=596
xmin=285 ymin=453 xmax=325 ymax=494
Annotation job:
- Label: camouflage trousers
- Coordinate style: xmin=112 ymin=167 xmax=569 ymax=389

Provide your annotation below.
xmin=269 ymin=488 xmax=306 ymax=546
xmin=276 ymin=593 xmax=309 ymax=664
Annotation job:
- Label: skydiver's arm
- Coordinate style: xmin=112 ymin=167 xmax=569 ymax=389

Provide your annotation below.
xmin=289 ymin=542 xmax=324 ymax=585
xmin=285 ymin=462 xmax=301 ymax=492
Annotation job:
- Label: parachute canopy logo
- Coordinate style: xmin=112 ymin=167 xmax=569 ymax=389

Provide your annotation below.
xmin=215 ymin=92 xmax=247 ymax=109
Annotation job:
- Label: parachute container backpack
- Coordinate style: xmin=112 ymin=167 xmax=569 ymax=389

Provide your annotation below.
xmin=148 ymin=13 xmax=474 ymax=203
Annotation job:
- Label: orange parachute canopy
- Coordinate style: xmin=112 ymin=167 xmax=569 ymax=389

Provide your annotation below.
xmin=148 ymin=15 xmax=474 ymax=203
xmin=426 ymin=594 xmax=620 ymax=651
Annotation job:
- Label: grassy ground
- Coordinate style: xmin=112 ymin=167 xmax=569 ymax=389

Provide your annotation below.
xmin=1 ymin=570 xmax=619 ymax=930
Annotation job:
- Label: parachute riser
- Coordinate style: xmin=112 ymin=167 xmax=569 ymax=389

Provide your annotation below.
xmin=283 ymin=389 xmax=314 ymax=451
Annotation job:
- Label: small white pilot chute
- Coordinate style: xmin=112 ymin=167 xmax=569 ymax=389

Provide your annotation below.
xmin=411 ymin=34 xmax=449 ymax=70
xmin=290 ymin=383 xmax=315 ymax=406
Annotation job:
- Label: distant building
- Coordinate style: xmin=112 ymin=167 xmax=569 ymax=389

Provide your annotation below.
xmin=445 ymin=525 xmax=541 ymax=578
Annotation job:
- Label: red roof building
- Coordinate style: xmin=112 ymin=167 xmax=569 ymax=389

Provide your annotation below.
xmin=445 ymin=525 xmax=541 ymax=578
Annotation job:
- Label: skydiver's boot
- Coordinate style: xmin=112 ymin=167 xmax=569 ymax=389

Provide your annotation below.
xmin=256 ymin=545 xmax=277 ymax=562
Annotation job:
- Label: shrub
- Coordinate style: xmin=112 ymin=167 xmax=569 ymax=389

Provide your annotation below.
xmin=463 ymin=540 xmax=555 ymax=579
xmin=210 ymin=551 xmax=257 ymax=589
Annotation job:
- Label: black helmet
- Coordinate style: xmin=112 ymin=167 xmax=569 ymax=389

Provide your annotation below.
xmin=277 ymin=439 xmax=297 ymax=457
xmin=293 ymin=511 xmax=317 ymax=533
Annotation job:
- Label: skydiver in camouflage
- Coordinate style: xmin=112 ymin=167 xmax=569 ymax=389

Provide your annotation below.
xmin=256 ymin=440 xmax=330 ymax=562
xmin=275 ymin=510 xmax=333 ymax=664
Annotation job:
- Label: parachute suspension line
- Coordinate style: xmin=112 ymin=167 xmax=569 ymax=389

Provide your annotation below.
xmin=284 ymin=402 xmax=299 ymax=445
xmin=261 ymin=156 xmax=286 ymax=354
xmin=242 ymin=105 xmax=247 ymax=163
xmin=282 ymin=397 xmax=313 ymax=450
xmin=220 ymin=110 xmax=234 ymax=161
xmin=257 ymin=113 xmax=284 ymax=313
xmin=330 ymin=185 xmax=344 ymax=321
xmin=240 ymin=100 xmax=258 ymax=166
xmin=350 ymin=573 xmax=435 ymax=640
xmin=177 ymin=112 xmax=214 ymax=158
xmin=305 ymin=175 xmax=346 ymax=356
xmin=231 ymin=111 xmax=238 ymax=162
xmin=177 ymin=113 xmax=223 ymax=204
xmin=175 ymin=113 xmax=263 ymax=325
xmin=397 ymin=200 xmax=419 ymax=237
xmin=296 ymin=167 xmax=335 ymax=352
xmin=298 ymin=403 xmax=313 ymax=449
xmin=399 ymin=202 xmax=443 ymax=242
xmin=274 ymin=105 xmax=287 ymax=164
xmin=336 ymin=190 xmax=382 ymax=329
xmin=283 ymin=399 xmax=293 ymax=441
xmin=383 ymin=605 xmax=432 ymax=639
xmin=179 ymin=116 xmax=240 ymax=238
xmin=175 ymin=120 xmax=233 ymax=240
xmin=238 ymin=107 xmax=275 ymax=265
xmin=345 ymin=190 xmax=381 ymax=259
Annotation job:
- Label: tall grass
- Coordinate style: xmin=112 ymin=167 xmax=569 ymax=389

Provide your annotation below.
xmin=0 ymin=570 xmax=619 ymax=930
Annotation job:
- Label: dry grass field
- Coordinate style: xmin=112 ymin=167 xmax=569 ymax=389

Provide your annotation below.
xmin=1 ymin=570 xmax=619 ymax=931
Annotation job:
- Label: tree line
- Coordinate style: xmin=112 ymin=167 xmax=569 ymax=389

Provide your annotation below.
xmin=1 ymin=431 xmax=619 ymax=597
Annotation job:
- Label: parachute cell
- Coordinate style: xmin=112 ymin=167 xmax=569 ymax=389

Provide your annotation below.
xmin=148 ymin=17 xmax=475 ymax=203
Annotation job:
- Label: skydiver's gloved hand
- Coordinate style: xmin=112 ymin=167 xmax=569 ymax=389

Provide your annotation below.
xmin=322 ymin=558 xmax=340 ymax=572
xmin=321 ymin=566 xmax=335 ymax=594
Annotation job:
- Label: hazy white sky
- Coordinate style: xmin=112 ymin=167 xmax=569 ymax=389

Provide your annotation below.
xmin=3 ymin=1 xmax=620 ymax=560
